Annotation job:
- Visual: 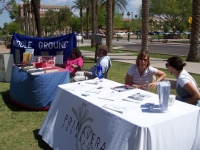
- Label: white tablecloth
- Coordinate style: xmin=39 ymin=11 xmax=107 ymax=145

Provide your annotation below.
xmin=39 ymin=79 xmax=200 ymax=150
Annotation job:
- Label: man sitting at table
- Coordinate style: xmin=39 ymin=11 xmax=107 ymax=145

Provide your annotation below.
xmin=73 ymin=45 xmax=111 ymax=82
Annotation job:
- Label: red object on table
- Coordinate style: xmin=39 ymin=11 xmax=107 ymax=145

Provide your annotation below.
xmin=35 ymin=62 xmax=46 ymax=68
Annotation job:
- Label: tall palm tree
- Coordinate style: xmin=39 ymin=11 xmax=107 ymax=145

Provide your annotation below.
xmin=100 ymin=0 xmax=127 ymax=38
xmin=31 ymin=0 xmax=42 ymax=37
xmin=186 ymin=0 xmax=200 ymax=62
xmin=71 ymin=0 xmax=84 ymax=35
xmin=141 ymin=0 xmax=149 ymax=52
xmin=106 ymin=0 xmax=113 ymax=52
xmin=91 ymin=0 xmax=97 ymax=47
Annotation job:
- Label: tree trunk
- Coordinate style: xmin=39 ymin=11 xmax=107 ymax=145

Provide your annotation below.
xmin=106 ymin=0 xmax=113 ymax=52
xmin=80 ymin=8 xmax=83 ymax=36
xmin=186 ymin=0 xmax=200 ymax=62
xmin=91 ymin=0 xmax=97 ymax=47
xmin=141 ymin=0 xmax=149 ymax=52
xmin=86 ymin=7 xmax=90 ymax=39
xmin=112 ymin=1 xmax=115 ymax=39
xmin=31 ymin=0 xmax=42 ymax=37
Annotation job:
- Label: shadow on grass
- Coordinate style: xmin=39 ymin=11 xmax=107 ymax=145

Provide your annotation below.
xmin=1 ymin=90 xmax=34 ymax=111
xmin=33 ymin=129 xmax=53 ymax=150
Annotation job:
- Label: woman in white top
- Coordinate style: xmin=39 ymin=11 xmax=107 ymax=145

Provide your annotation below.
xmin=125 ymin=50 xmax=166 ymax=90
xmin=166 ymin=56 xmax=200 ymax=105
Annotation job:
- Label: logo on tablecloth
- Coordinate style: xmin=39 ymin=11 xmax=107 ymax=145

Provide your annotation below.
xmin=62 ymin=102 xmax=106 ymax=150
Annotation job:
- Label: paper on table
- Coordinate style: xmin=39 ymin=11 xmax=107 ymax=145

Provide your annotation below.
xmin=98 ymin=92 xmax=122 ymax=101
xmin=103 ymin=102 xmax=140 ymax=114
xmin=63 ymin=84 xmax=87 ymax=91
xmin=86 ymin=86 xmax=104 ymax=94
xmin=122 ymin=93 xmax=151 ymax=103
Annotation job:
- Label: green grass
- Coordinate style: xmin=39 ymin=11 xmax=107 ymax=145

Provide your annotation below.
xmin=0 ymin=57 xmax=200 ymax=149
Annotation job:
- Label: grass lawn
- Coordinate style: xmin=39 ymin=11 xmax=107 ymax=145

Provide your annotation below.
xmin=0 ymin=56 xmax=200 ymax=149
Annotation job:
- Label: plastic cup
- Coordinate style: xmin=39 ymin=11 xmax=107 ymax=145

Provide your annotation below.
xmin=168 ymin=95 xmax=175 ymax=106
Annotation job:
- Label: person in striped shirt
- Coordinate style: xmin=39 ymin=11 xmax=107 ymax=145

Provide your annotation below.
xmin=125 ymin=50 xmax=166 ymax=90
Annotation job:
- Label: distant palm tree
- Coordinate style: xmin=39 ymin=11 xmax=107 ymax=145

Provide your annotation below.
xmin=71 ymin=0 xmax=84 ymax=35
xmin=141 ymin=0 xmax=149 ymax=52
xmin=57 ymin=8 xmax=72 ymax=33
xmin=127 ymin=11 xmax=130 ymax=21
xmin=45 ymin=9 xmax=57 ymax=36
xmin=106 ymin=0 xmax=113 ymax=52
xmin=186 ymin=0 xmax=200 ymax=62
xmin=31 ymin=0 xmax=42 ymax=37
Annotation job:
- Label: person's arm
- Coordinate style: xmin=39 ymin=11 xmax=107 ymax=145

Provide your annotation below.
xmin=72 ymin=57 xmax=83 ymax=70
xmin=125 ymin=73 xmax=144 ymax=89
xmin=183 ymin=82 xmax=200 ymax=104
xmin=149 ymin=70 xmax=166 ymax=88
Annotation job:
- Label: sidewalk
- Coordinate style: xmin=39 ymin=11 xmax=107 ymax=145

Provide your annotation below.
xmin=0 ymin=44 xmax=199 ymax=74
xmin=80 ymin=50 xmax=200 ymax=74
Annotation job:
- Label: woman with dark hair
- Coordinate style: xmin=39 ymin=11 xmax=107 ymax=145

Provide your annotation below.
xmin=98 ymin=25 xmax=105 ymax=37
xmin=125 ymin=50 xmax=166 ymax=90
xmin=166 ymin=56 xmax=200 ymax=105
xmin=63 ymin=48 xmax=83 ymax=77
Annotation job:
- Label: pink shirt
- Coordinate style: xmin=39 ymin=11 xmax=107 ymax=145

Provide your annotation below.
xmin=64 ymin=57 xmax=83 ymax=75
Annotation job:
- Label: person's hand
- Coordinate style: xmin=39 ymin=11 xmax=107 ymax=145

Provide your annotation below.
xmin=148 ymin=81 xmax=158 ymax=89
xmin=84 ymin=71 xmax=89 ymax=75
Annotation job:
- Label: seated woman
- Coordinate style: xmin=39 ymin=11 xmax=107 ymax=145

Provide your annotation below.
xmin=125 ymin=50 xmax=166 ymax=90
xmin=63 ymin=48 xmax=83 ymax=77
xmin=166 ymin=56 xmax=200 ymax=105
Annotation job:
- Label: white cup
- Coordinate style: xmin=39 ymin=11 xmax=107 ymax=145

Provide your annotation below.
xmin=168 ymin=95 xmax=176 ymax=106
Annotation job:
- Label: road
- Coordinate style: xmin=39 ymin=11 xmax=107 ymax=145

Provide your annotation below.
xmin=81 ymin=39 xmax=200 ymax=56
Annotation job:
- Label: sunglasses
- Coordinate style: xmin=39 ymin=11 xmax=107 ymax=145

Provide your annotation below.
xmin=71 ymin=52 xmax=75 ymax=54
xmin=165 ymin=63 xmax=170 ymax=68
xmin=139 ymin=58 xmax=148 ymax=61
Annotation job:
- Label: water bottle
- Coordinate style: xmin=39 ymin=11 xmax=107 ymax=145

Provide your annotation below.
xmin=97 ymin=65 xmax=103 ymax=79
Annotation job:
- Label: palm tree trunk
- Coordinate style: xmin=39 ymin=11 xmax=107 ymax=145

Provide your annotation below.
xmin=186 ymin=0 xmax=200 ymax=62
xmin=106 ymin=0 xmax=113 ymax=52
xmin=31 ymin=2 xmax=35 ymax=36
xmin=86 ymin=7 xmax=90 ymax=39
xmin=27 ymin=0 xmax=31 ymax=35
xmin=112 ymin=1 xmax=115 ymax=39
xmin=91 ymin=0 xmax=97 ymax=47
xmin=31 ymin=0 xmax=42 ymax=37
xmin=141 ymin=0 xmax=149 ymax=52
xmin=80 ymin=8 xmax=83 ymax=36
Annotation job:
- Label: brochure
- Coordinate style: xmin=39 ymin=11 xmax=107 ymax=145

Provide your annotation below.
xmin=122 ymin=93 xmax=151 ymax=103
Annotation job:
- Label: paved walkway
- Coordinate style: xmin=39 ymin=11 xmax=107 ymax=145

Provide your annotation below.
xmin=80 ymin=50 xmax=200 ymax=74
xmin=1 ymin=43 xmax=199 ymax=74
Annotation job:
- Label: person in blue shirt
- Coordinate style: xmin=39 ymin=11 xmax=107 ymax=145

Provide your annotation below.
xmin=73 ymin=45 xmax=111 ymax=82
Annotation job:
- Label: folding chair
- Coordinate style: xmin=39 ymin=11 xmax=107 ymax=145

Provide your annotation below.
xmin=103 ymin=60 xmax=112 ymax=79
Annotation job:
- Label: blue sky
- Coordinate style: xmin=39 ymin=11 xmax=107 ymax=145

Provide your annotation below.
xmin=0 ymin=0 xmax=141 ymax=27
